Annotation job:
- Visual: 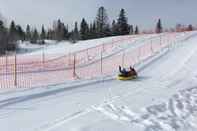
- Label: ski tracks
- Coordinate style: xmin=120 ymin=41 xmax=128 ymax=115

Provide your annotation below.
xmin=94 ymin=87 xmax=197 ymax=131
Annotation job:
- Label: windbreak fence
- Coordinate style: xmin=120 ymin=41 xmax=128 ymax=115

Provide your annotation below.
xmin=0 ymin=32 xmax=192 ymax=88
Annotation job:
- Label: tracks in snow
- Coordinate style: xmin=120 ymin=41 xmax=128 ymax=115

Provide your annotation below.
xmin=94 ymin=87 xmax=197 ymax=131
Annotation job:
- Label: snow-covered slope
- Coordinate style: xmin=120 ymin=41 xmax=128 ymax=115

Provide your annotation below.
xmin=17 ymin=34 xmax=157 ymax=56
xmin=0 ymin=32 xmax=197 ymax=131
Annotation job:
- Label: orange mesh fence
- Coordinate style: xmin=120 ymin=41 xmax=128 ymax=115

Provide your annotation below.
xmin=0 ymin=32 xmax=191 ymax=88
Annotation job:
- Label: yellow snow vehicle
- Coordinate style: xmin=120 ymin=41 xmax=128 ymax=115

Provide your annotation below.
xmin=117 ymin=66 xmax=137 ymax=80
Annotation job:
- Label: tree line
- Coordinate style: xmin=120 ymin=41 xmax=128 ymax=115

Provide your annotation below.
xmin=0 ymin=6 xmax=195 ymax=54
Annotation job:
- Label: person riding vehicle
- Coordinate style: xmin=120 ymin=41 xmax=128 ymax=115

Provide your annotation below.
xmin=118 ymin=66 xmax=137 ymax=80
xmin=119 ymin=66 xmax=128 ymax=76
xmin=129 ymin=66 xmax=137 ymax=76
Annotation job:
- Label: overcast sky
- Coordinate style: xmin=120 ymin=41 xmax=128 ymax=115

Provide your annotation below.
xmin=0 ymin=0 xmax=196 ymax=30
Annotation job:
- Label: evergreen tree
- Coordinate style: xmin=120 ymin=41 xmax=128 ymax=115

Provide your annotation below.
xmin=54 ymin=19 xmax=65 ymax=41
xmin=15 ymin=25 xmax=25 ymax=41
xmin=129 ymin=25 xmax=134 ymax=35
xmin=103 ymin=24 xmax=111 ymax=37
xmin=40 ymin=25 xmax=46 ymax=40
xmin=188 ymin=24 xmax=193 ymax=31
xmin=46 ymin=29 xmax=54 ymax=40
xmin=156 ymin=19 xmax=163 ymax=33
xmin=0 ymin=20 xmax=5 ymax=31
xmin=26 ymin=24 xmax=31 ymax=41
xmin=80 ymin=18 xmax=89 ymax=40
xmin=92 ymin=21 xmax=97 ymax=38
xmin=96 ymin=6 xmax=109 ymax=37
xmin=111 ymin=20 xmax=116 ymax=35
xmin=135 ymin=26 xmax=139 ymax=34
xmin=72 ymin=22 xmax=80 ymax=42
xmin=112 ymin=20 xmax=120 ymax=36
xmin=9 ymin=20 xmax=17 ymax=42
xmin=0 ymin=20 xmax=8 ymax=53
xmin=89 ymin=23 xmax=94 ymax=39
xmin=57 ymin=19 xmax=63 ymax=40
xmin=62 ymin=25 xmax=69 ymax=39
xmin=70 ymin=30 xmax=76 ymax=43
xmin=117 ymin=8 xmax=130 ymax=35
xmin=40 ymin=25 xmax=46 ymax=44
xmin=8 ymin=20 xmax=18 ymax=50
xmin=31 ymin=29 xmax=39 ymax=43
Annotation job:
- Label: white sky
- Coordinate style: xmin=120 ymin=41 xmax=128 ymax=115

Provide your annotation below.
xmin=0 ymin=0 xmax=196 ymax=30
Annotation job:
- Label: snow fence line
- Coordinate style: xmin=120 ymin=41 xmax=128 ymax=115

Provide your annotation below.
xmin=0 ymin=31 xmax=195 ymax=89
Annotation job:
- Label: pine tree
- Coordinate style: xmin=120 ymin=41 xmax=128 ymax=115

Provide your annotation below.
xmin=80 ymin=18 xmax=89 ymax=40
xmin=117 ymin=8 xmax=130 ymax=35
xmin=112 ymin=20 xmax=116 ymax=35
xmin=112 ymin=20 xmax=119 ymax=36
xmin=129 ymin=25 xmax=134 ymax=35
xmin=103 ymin=24 xmax=111 ymax=37
xmin=57 ymin=19 xmax=63 ymax=41
xmin=46 ymin=29 xmax=54 ymax=40
xmin=135 ymin=26 xmax=139 ymax=34
xmin=8 ymin=20 xmax=18 ymax=51
xmin=70 ymin=30 xmax=76 ymax=43
xmin=9 ymin=21 xmax=17 ymax=42
xmin=31 ymin=29 xmax=39 ymax=43
xmin=26 ymin=24 xmax=31 ymax=41
xmin=15 ymin=25 xmax=25 ymax=41
xmin=62 ymin=25 xmax=68 ymax=40
xmin=92 ymin=21 xmax=97 ymax=38
xmin=72 ymin=22 xmax=80 ymax=42
xmin=188 ymin=24 xmax=193 ymax=31
xmin=0 ymin=20 xmax=8 ymax=53
xmin=0 ymin=20 xmax=6 ymax=32
xmin=54 ymin=19 xmax=65 ymax=41
xmin=96 ymin=6 xmax=109 ymax=37
xmin=40 ymin=25 xmax=46 ymax=40
xmin=40 ymin=25 xmax=46 ymax=44
xmin=156 ymin=19 xmax=163 ymax=33
xmin=89 ymin=23 xmax=94 ymax=39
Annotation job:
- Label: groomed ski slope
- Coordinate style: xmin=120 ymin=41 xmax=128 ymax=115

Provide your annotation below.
xmin=0 ymin=32 xmax=197 ymax=131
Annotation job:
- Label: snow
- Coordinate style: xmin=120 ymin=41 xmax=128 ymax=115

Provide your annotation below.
xmin=17 ymin=35 xmax=143 ymax=55
xmin=17 ymin=34 xmax=161 ymax=60
xmin=0 ymin=31 xmax=197 ymax=131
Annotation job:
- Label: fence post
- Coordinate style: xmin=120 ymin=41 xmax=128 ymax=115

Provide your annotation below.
xmin=122 ymin=51 xmax=125 ymax=67
xmin=42 ymin=47 xmax=45 ymax=65
xmin=86 ymin=49 xmax=89 ymax=61
xmin=111 ymin=38 xmax=114 ymax=48
xmin=137 ymin=47 xmax=141 ymax=63
xmin=14 ymin=52 xmax=17 ymax=87
xmin=160 ymin=35 xmax=162 ymax=46
xmin=5 ymin=51 xmax=8 ymax=74
xmin=101 ymin=51 xmax=103 ymax=75
xmin=73 ymin=54 xmax=76 ymax=78
xmin=102 ymin=44 xmax=105 ymax=52
xmin=68 ymin=52 xmax=71 ymax=66
xmin=150 ymin=38 xmax=153 ymax=54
